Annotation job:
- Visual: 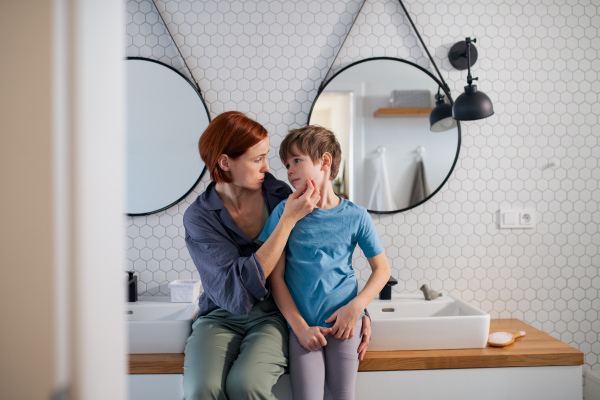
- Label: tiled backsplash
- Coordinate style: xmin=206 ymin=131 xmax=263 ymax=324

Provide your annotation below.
xmin=125 ymin=0 xmax=600 ymax=369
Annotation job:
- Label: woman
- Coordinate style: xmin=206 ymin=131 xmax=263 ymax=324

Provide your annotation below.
xmin=182 ymin=111 xmax=371 ymax=399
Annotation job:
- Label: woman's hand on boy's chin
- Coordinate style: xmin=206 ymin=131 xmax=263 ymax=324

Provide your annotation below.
xmin=282 ymin=179 xmax=320 ymax=222
xmin=296 ymin=326 xmax=331 ymax=352
xmin=324 ymin=301 xmax=363 ymax=340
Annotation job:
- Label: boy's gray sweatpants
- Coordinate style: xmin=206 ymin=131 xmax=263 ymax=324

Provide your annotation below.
xmin=289 ymin=320 xmax=362 ymax=400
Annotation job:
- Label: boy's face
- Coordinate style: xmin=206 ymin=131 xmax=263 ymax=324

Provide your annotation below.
xmin=283 ymin=144 xmax=327 ymax=190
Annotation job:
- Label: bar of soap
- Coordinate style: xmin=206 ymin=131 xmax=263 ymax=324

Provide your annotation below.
xmin=488 ymin=330 xmax=526 ymax=347
xmin=488 ymin=331 xmax=513 ymax=345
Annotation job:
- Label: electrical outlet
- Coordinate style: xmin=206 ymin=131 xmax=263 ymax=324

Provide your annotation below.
xmin=498 ymin=209 xmax=535 ymax=229
xmin=520 ymin=212 xmax=533 ymax=225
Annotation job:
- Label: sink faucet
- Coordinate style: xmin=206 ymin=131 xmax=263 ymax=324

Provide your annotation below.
xmin=420 ymin=284 xmax=442 ymax=301
xmin=379 ymin=277 xmax=398 ymax=300
xmin=126 ymin=271 xmax=138 ymax=302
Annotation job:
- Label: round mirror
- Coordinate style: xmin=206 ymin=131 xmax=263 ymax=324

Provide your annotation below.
xmin=126 ymin=58 xmax=210 ymax=215
xmin=308 ymin=57 xmax=461 ymax=214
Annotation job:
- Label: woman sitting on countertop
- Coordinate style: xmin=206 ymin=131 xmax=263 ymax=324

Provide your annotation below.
xmin=182 ymin=111 xmax=373 ymax=399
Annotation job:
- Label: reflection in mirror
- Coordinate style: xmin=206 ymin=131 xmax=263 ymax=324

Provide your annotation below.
xmin=309 ymin=58 xmax=461 ymax=214
xmin=126 ymin=58 xmax=210 ymax=215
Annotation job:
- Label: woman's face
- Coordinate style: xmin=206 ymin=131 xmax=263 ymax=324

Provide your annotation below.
xmin=227 ymin=138 xmax=270 ymax=190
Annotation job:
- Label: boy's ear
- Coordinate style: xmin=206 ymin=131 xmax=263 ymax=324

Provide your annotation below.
xmin=320 ymin=152 xmax=332 ymax=171
xmin=217 ymin=154 xmax=230 ymax=172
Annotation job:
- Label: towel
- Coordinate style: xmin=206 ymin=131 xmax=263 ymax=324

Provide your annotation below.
xmin=367 ymin=148 xmax=398 ymax=211
xmin=409 ymin=159 xmax=430 ymax=206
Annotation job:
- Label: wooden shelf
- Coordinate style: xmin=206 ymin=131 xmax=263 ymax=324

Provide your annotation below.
xmin=129 ymin=319 xmax=583 ymax=374
xmin=373 ymin=107 xmax=433 ymax=118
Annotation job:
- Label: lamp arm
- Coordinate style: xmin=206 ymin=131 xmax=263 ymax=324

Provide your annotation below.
xmin=397 ymin=0 xmax=451 ymax=98
xmin=465 ymin=37 xmax=478 ymax=87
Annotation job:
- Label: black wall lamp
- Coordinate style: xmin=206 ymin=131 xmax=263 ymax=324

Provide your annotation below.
xmin=430 ymin=87 xmax=457 ymax=132
xmin=449 ymin=37 xmax=494 ymax=121
xmin=395 ymin=1 xmax=493 ymax=129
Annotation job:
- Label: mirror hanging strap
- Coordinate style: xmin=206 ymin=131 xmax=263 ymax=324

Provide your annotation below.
xmin=318 ymin=0 xmax=368 ymax=94
xmin=396 ymin=0 xmax=450 ymax=96
xmin=151 ymin=0 xmax=203 ymax=97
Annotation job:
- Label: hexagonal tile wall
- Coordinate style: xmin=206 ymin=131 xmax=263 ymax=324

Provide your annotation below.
xmin=126 ymin=0 xmax=196 ymax=84
xmin=125 ymin=0 xmax=600 ymax=370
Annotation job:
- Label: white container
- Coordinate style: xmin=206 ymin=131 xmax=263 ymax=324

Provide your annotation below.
xmin=585 ymin=368 xmax=600 ymax=400
xmin=168 ymin=279 xmax=202 ymax=303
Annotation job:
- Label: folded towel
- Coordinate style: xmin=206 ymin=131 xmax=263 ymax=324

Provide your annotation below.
xmin=409 ymin=159 xmax=430 ymax=206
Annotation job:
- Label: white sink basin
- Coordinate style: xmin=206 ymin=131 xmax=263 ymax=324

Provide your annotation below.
xmin=368 ymin=293 xmax=490 ymax=351
xmin=126 ymin=296 xmax=198 ymax=354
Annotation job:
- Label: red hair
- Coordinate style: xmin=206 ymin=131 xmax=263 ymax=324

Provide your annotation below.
xmin=199 ymin=111 xmax=268 ymax=183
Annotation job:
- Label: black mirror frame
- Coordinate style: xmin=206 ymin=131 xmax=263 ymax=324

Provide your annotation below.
xmin=307 ymin=56 xmax=461 ymax=215
xmin=126 ymin=57 xmax=210 ymax=217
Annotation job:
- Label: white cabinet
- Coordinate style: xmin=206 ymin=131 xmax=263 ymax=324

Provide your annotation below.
xmin=355 ymin=366 xmax=582 ymax=400
xmin=128 ymin=375 xmax=182 ymax=400
xmin=129 ymin=365 xmax=582 ymax=400
xmin=127 ymin=374 xmax=292 ymax=400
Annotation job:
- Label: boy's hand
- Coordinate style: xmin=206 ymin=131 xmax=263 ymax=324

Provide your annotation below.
xmin=282 ymin=179 xmax=320 ymax=223
xmin=357 ymin=314 xmax=371 ymax=361
xmin=325 ymin=301 xmax=362 ymax=340
xmin=296 ymin=326 xmax=331 ymax=351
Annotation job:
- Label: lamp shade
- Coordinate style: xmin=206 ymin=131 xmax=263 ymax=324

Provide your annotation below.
xmin=430 ymin=98 xmax=457 ymax=132
xmin=452 ymin=84 xmax=494 ymax=121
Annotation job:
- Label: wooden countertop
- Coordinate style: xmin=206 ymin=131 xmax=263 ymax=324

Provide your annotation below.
xmin=129 ymin=319 xmax=583 ymax=374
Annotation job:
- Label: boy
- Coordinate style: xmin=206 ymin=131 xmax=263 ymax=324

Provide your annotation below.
xmin=259 ymin=125 xmax=390 ymax=400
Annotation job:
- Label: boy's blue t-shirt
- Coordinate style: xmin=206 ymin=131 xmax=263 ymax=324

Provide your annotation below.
xmin=258 ymin=198 xmax=384 ymax=328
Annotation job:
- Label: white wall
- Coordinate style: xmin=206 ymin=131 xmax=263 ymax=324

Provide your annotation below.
xmin=1 ymin=0 xmax=127 ymax=398
xmin=125 ymin=0 xmax=600 ymax=370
